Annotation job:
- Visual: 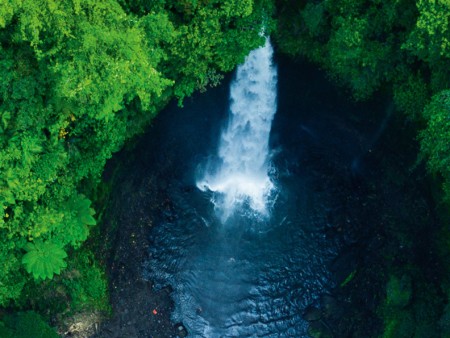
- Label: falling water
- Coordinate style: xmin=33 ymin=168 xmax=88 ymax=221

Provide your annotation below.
xmin=197 ymin=38 xmax=278 ymax=220
xmin=139 ymin=51 xmax=389 ymax=337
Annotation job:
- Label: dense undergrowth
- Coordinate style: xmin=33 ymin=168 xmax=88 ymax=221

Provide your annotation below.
xmin=1 ymin=0 xmax=450 ymax=336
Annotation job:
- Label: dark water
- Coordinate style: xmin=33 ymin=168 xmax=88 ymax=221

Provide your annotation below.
xmin=136 ymin=56 xmax=390 ymax=337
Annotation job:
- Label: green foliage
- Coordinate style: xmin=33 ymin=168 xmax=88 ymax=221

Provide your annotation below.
xmin=301 ymin=3 xmax=325 ymax=38
xmin=274 ymin=0 xmax=450 ymax=105
xmin=380 ymin=272 xmax=444 ymax=338
xmin=403 ymin=0 xmax=450 ymax=62
xmin=0 ymin=242 xmax=26 ymax=307
xmin=159 ymin=0 xmax=274 ymax=103
xmin=0 ymin=311 xmax=59 ymax=338
xmin=275 ymin=3 xmax=450 ymax=337
xmin=62 ymin=249 xmax=109 ymax=312
xmin=382 ymin=311 xmax=415 ymax=338
xmin=340 ymin=269 xmax=356 ymax=288
xmin=393 ymin=72 xmax=430 ymax=119
xmin=420 ymin=90 xmax=450 ymax=201
xmin=276 ymin=0 xmax=415 ymax=100
xmin=22 ymin=240 xmax=67 ymax=280
xmin=14 ymin=246 xmax=110 ymax=327
xmin=55 ymin=194 xmax=96 ymax=248
xmin=0 ymin=0 xmax=272 ymax=318
xmin=386 ymin=275 xmax=412 ymax=308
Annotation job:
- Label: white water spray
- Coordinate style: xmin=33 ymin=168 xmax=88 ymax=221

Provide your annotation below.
xmin=197 ymin=39 xmax=278 ymax=220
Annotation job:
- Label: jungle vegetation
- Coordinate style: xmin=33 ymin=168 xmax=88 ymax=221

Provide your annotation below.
xmin=0 ymin=0 xmax=273 ymax=335
xmin=275 ymin=0 xmax=450 ymax=336
xmin=275 ymin=0 xmax=450 ymax=202
xmin=1 ymin=0 xmax=450 ymax=336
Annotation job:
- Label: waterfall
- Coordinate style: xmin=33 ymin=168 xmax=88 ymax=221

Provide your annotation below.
xmin=197 ymin=38 xmax=278 ymax=221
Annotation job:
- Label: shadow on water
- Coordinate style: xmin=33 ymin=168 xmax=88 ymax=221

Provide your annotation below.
xmin=123 ymin=55 xmax=396 ymax=337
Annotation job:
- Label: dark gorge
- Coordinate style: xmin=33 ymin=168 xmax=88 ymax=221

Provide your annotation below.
xmin=95 ymin=54 xmax=442 ymax=337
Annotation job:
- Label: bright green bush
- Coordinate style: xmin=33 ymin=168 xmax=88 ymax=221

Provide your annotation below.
xmin=0 ymin=0 xmax=273 ymax=309
xmin=62 ymin=250 xmax=109 ymax=312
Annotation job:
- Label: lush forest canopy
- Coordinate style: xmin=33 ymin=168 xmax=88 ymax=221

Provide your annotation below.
xmin=0 ymin=0 xmax=273 ymax=334
xmin=1 ymin=0 xmax=450 ymax=336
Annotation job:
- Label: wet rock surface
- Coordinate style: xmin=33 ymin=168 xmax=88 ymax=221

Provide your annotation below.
xmin=303 ymin=306 xmax=323 ymax=322
xmin=92 ymin=170 xmax=180 ymax=338
xmin=303 ymin=110 xmax=439 ymax=337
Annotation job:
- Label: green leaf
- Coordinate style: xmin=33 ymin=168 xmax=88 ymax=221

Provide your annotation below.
xmin=0 ymin=186 xmax=15 ymax=205
xmin=22 ymin=240 xmax=67 ymax=280
xmin=68 ymin=194 xmax=96 ymax=226
xmin=80 ymin=213 xmax=96 ymax=226
xmin=0 ymin=111 xmax=11 ymax=130
xmin=340 ymin=269 xmax=357 ymax=287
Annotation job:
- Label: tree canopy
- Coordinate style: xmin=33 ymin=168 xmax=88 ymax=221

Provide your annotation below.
xmin=0 ymin=0 xmax=274 ymax=310
xmin=275 ymin=0 xmax=450 ymax=200
xmin=275 ymin=1 xmax=450 ymax=336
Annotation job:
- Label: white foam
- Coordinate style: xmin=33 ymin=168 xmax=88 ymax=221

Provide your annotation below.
xmin=197 ymin=38 xmax=278 ymax=221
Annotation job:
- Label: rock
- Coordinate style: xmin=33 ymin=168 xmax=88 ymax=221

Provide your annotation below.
xmin=159 ymin=179 xmax=168 ymax=190
xmin=307 ymin=320 xmax=333 ymax=338
xmin=321 ymin=294 xmax=340 ymax=319
xmin=174 ymin=322 xmax=188 ymax=338
xmin=161 ymin=285 xmax=174 ymax=295
xmin=330 ymin=250 xmax=358 ymax=288
xmin=343 ymin=225 xmax=359 ymax=246
xmin=303 ymin=306 xmax=322 ymax=322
